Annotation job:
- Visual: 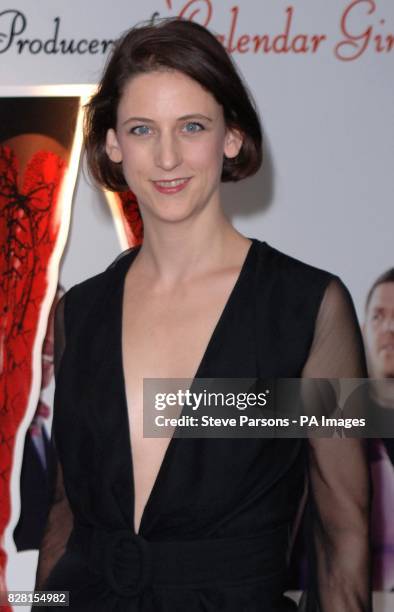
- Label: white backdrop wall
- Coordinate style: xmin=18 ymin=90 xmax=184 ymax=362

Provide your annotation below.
xmin=1 ymin=0 xmax=392 ymax=315
xmin=1 ymin=0 xmax=393 ymax=605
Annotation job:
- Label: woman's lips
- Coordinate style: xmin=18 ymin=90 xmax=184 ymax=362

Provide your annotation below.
xmin=152 ymin=177 xmax=191 ymax=194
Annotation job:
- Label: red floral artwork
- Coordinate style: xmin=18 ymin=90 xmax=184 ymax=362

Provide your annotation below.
xmin=0 ymin=145 xmax=66 ymax=605
xmin=116 ymin=190 xmax=143 ymax=247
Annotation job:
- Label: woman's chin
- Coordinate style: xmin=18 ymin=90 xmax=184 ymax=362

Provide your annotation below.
xmin=142 ymin=201 xmax=203 ymax=225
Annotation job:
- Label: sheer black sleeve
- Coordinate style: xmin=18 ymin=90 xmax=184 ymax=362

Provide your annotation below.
xmin=34 ymin=293 xmax=74 ymax=590
xmin=299 ymin=278 xmax=372 ymax=611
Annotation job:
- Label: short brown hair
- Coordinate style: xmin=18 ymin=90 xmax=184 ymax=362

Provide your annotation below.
xmin=84 ymin=18 xmax=263 ymax=191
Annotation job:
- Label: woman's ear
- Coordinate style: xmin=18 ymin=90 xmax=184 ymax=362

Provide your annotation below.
xmin=224 ymin=127 xmax=243 ymax=159
xmin=105 ymin=128 xmax=123 ymax=163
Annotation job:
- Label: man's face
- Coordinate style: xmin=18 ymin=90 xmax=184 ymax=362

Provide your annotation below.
xmin=364 ymin=282 xmax=394 ymax=378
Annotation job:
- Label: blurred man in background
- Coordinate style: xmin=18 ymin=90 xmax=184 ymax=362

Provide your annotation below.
xmin=13 ymin=285 xmax=65 ymax=551
xmin=363 ymin=268 xmax=394 ymax=589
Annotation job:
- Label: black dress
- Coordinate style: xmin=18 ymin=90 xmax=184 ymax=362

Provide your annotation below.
xmin=34 ymin=239 xmax=371 ymax=611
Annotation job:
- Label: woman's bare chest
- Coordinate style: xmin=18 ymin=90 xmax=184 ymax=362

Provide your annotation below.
xmin=121 ymin=268 xmax=243 ymax=532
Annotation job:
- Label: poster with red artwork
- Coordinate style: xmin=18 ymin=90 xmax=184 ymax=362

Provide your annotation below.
xmin=0 ymin=86 xmax=91 ymax=609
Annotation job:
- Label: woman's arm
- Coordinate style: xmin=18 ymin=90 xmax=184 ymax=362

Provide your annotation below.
xmin=34 ymin=294 xmax=74 ymax=590
xmin=300 ymin=278 xmax=372 ymax=611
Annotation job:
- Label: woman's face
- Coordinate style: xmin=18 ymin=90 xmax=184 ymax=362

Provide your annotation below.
xmin=106 ymin=69 xmax=242 ymax=223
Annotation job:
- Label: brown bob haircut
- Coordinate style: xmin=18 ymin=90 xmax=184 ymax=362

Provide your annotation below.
xmin=84 ymin=18 xmax=263 ymax=191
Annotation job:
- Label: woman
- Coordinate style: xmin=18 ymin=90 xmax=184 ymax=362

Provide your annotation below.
xmin=34 ymin=18 xmax=371 ymax=611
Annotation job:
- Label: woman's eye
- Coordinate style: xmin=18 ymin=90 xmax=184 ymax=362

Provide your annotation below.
xmin=130 ymin=125 xmax=151 ymax=136
xmin=183 ymin=122 xmax=204 ymax=133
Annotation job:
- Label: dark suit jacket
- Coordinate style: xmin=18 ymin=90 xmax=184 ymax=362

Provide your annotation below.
xmin=13 ymin=424 xmax=53 ymax=551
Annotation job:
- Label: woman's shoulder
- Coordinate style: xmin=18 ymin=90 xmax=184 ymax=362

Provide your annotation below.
xmin=256 ymin=239 xmax=336 ymax=288
xmin=66 ymin=246 xmax=137 ymax=295
xmin=61 ymin=246 xmax=138 ymax=321
xmin=252 ymin=239 xmax=353 ymax=332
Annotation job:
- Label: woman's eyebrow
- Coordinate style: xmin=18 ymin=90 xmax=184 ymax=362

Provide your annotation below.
xmin=122 ymin=113 xmax=213 ymax=126
xmin=177 ymin=114 xmax=213 ymax=122
xmin=122 ymin=116 xmax=154 ymax=125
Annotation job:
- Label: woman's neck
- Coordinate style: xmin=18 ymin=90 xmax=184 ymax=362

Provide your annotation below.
xmin=134 ymin=209 xmax=250 ymax=287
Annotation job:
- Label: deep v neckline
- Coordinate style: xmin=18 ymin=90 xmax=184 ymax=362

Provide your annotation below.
xmin=117 ymin=238 xmax=258 ymax=535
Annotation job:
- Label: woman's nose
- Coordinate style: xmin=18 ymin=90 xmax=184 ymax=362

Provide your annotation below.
xmin=155 ymin=132 xmax=182 ymax=171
